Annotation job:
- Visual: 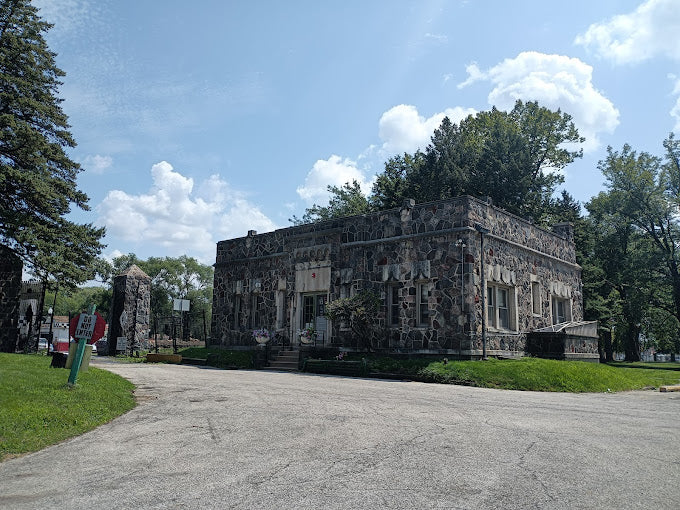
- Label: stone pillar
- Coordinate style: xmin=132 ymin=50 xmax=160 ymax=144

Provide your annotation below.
xmin=0 ymin=246 xmax=22 ymax=353
xmin=106 ymin=265 xmax=151 ymax=355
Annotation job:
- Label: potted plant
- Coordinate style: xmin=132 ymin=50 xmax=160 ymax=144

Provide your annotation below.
xmin=252 ymin=328 xmax=271 ymax=344
xmin=298 ymin=325 xmax=315 ymax=344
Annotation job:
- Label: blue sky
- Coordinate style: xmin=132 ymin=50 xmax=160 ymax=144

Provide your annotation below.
xmin=33 ymin=0 xmax=680 ymax=264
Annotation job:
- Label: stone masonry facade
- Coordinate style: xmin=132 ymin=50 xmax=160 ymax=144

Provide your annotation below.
xmin=0 ymin=245 xmax=22 ymax=352
xmin=210 ymin=196 xmax=584 ymax=358
xmin=106 ymin=265 xmax=151 ymax=355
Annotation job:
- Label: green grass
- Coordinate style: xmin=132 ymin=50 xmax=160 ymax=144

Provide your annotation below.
xmin=607 ymin=361 xmax=680 ymax=371
xmin=347 ymin=355 xmax=680 ymax=392
xmin=0 ymin=353 xmax=136 ymax=462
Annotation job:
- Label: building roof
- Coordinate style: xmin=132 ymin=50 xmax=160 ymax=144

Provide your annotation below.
xmin=118 ymin=264 xmax=150 ymax=279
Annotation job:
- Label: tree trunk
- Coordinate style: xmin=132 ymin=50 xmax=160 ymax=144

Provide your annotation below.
xmin=622 ymin=323 xmax=641 ymax=362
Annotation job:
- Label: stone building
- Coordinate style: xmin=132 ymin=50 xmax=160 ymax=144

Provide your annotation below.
xmin=210 ymin=195 xmax=597 ymax=359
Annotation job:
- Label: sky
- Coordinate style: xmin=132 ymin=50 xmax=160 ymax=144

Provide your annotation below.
xmin=31 ymin=0 xmax=680 ymax=265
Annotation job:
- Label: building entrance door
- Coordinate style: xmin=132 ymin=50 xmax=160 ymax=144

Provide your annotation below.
xmin=301 ymin=293 xmax=327 ymax=344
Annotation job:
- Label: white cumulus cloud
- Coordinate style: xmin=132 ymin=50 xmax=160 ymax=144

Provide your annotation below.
xmin=458 ymin=51 xmax=620 ymax=152
xmin=82 ymin=154 xmax=113 ymax=174
xmin=378 ymin=104 xmax=476 ymax=154
xmin=296 ymin=155 xmax=372 ymax=205
xmin=575 ymin=0 xmax=680 ymax=64
xmin=98 ymin=161 xmax=277 ymax=262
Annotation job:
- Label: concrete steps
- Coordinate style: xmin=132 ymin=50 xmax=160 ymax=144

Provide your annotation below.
xmin=265 ymin=350 xmax=299 ymax=371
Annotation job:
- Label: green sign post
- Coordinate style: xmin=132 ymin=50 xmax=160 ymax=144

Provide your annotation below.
xmin=67 ymin=304 xmax=97 ymax=386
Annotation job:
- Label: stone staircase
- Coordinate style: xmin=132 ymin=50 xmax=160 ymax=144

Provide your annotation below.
xmin=265 ymin=349 xmax=299 ymax=371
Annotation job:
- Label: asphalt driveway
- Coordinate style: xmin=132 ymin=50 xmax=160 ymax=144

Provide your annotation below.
xmin=1 ymin=360 xmax=679 ymax=509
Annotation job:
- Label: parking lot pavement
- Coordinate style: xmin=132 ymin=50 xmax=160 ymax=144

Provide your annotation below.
xmin=1 ymin=360 xmax=679 ymax=509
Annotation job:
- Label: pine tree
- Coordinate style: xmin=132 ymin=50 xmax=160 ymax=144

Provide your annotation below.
xmin=0 ymin=0 xmax=104 ymax=287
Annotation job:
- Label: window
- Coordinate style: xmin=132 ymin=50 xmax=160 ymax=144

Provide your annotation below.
xmin=387 ymin=285 xmax=400 ymax=327
xmin=302 ymin=295 xmax=315 ymax=328
xmin=275 ymin=290 xmax=285 ymax=329
xmin=250 ymin=295 xmax=263 ymax=329
xmin=233 ymin=295 xmax=241 ymax=329
xmin=417 ymin=282 xmax=429 ymax=327
xmin=487 ymin=284 xmax=515 ymax=330
xmin=531 ymin=282 xmax=541 ymax=315
xmin=551 ymin=297 xmax=570 ymax=325
xmin=301 ymin=294 xmax=327 ymax=329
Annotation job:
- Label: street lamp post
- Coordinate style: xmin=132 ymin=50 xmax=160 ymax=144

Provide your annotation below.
xmin=475 ymin=224 xmax=490 ymax=360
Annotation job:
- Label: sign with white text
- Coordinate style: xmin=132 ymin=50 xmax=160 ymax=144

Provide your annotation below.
xmin=74 ymin=314 xmax=96 ymax=340
xmin=116 ymin=337 xmax=128 ymax=351
xmin=173 ymin=299 xmax=190 ymax=312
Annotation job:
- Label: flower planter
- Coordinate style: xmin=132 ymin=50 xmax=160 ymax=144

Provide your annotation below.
xmin=255 ymin=336 xmax=269 ymax=344
xmin=299 ymin=335 xmax=314 ymax=345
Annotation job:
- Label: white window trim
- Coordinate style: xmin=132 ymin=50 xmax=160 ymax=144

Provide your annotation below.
xmin=416 ymin=281 xmax=430 ymax=328
xmin=387 ymin=284 xmax=400 ymax=328
xmin=487 ymin=283 xmax=518 ymax=332
xmin=551 ymin=296 xmax=572 ymax=325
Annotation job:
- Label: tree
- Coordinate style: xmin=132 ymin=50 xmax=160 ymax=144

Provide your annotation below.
xmin=370 ymin=152 xmax=424 ymax=210
xmin=409 ymin=101 xmax=583 ymax=222
xmin=298 ymin=101 xmax=583 ymax=226
xmin=325 ymin=291 xmax=380 ymax=350
xmin=291 ymin=180 xmax=370 ymax=225
xmin=584 ymin=136 xmax=680 ymax=360
xmin=0 ymin=0 xmax=105 ymax=288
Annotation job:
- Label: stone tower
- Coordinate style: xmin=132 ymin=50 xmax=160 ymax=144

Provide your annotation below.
xmin=106 ymin=265 xmax=151 ymax=355
xmin=0 ymin=246 xmax=22 ymax=353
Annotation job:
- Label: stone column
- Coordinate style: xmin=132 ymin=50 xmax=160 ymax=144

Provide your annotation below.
xmin=0 ymin=246 xmax=22 ymax=353
xmin=106 ymin=265 xmax=151 ymax=355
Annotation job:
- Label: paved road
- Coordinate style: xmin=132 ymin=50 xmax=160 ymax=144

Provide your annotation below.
xmin=1 ymin=360 xmax=679 ymax=509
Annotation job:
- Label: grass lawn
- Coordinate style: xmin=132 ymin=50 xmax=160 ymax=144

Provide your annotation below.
xmin=353 ymin=356 xmax=680 ymax=392
xmin=0 ymin=352 xmax=136 ymax=462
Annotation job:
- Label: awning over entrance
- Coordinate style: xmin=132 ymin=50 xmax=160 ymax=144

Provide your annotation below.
xmin=534 ymin=321 xmax=598 ymax=338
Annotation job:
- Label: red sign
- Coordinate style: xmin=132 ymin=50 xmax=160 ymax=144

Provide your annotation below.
xmin=69 ymin=312 xmax=106 ymax=344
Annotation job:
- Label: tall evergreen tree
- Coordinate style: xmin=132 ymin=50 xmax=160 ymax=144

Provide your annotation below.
xmin=0 ymin=0 xmax=104 ymax=288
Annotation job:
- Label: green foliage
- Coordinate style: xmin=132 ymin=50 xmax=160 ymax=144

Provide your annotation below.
xmin=191 ymin=348 xmax=253 ymax=369
xmin=368 ymin=356 xmax=679 ymax=392
xmin=0 ymin=0 xmax=105 ymax=288
xmin=290 ymin=180 xmax=370 ymax=225
xmin=583 ymin=135 xmax=680 ymax=360
xmin=295 ymin=100 xmax=583 ymax=225
xmin=325 ymin=290 xmax=381 ymax=350
xmin=0 ymin=352 xmax=135 ymax=460
xmin=44 ymin=285 xmax=112 ymax=318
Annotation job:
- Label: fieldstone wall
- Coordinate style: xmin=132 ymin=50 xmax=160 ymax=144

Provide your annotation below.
xmin=211 ymin=196 xmax=584 ymax=357
xmin=106 ymin=265 xmax=151 ymax=355
xmin=18 ymin=281 xmax=43 ymax=352
xmin=0 ymin=246 xmax=22 ymax=353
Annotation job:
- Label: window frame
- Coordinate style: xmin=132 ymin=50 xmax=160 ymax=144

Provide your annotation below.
xmin=487 ymin=283 xmax=516 ymax=331
xmin=416 ymin=281 xmax=430 ymax=328
xmin=531 ymin=281 xmax=541 ymax=316
xmin=387 ymin=284 xmax=400 ymax=327
xmin=551 ymin=296 xmax=571 ymax=325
